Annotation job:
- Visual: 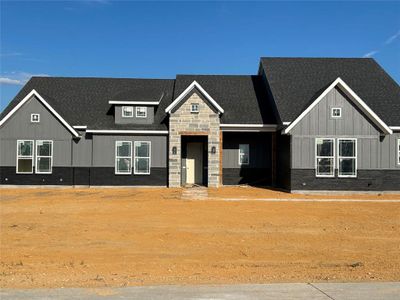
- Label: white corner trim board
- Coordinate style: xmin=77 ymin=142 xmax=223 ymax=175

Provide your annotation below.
xmin=0 ymin=89 xmax=80 ymax=137
xmin=108 ymin=100 xmax=160 ymax=105
xmin=165 ymin=80 xmax=224 ymax=114
xmin=86 ymin=129 xmax=169 ymax=134
xmin=283 ymin=77 xmax=393 ymax=135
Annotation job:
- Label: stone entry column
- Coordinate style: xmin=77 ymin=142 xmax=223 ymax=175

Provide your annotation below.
xmin=168 ymin=92 xmax=220 ymax=188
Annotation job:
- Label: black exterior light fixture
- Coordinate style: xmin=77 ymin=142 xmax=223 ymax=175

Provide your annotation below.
xmin=211 ymin=146 xmax=216 ymax=154
xmin=172 ymin=146 xmax=177 ymax=155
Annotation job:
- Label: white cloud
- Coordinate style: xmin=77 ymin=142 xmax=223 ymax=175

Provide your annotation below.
xmin=0 ymin=72 xmax=50 ymax=86
xmin=363 ymin=50 xmax=379 ymax=58
xmin=385 ymin=30 xmax=400 ymax=45
xmin=0 ymin=78 xmax=23 ymax=85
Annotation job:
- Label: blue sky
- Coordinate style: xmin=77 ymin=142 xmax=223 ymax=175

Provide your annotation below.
xmin=1 ymin=1 xmax=399 ymax=111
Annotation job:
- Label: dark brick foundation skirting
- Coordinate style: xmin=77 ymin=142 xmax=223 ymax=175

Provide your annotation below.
xmin=0 ymin=166 xmax=167 ymax=186
xmin=223 ymin=168 xmax=272 ymax=186
xmin=291 ymin=169 xmax=400 ymax=191
xmin=89 ymin=167 xmax=167 ymax=186
xmin=0 ymin=166 xmax=73 ymax=185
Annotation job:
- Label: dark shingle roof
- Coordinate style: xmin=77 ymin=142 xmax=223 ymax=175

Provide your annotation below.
xmin=173 ymin=75 xmax=276 ymax=124
xmin=260 ymin=57 xmax=400 ymax=126
xmin=0 ymin=77 xmax=175 ymax=130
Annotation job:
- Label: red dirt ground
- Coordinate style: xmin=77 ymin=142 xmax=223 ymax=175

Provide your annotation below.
xmin=1 ymin=187 xmax=399 ymax=288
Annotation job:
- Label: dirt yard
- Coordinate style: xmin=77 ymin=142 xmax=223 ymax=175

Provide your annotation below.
xmin=1 ymin=187 xmax=399 ymax=288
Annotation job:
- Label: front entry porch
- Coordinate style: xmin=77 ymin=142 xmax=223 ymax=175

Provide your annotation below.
xmin=181 ymin=136 xmax=208 ymax=187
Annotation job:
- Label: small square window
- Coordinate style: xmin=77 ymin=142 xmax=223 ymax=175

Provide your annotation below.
xmin=122 ymin=106 xmax=133 ymax=118
xmin=191 ymin=103 xmax=199 ymax=113
xmin=136 ymin=107 xmax=147 ymax=118
xmin=31 ymin=114 xmax=40 ymax=123
xmin=331 ymin=108 xmax=342 ymax=118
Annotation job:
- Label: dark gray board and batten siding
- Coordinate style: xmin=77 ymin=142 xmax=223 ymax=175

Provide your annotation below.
xmin=289 ymin=87 xmax=400 ymax=191
xmin=0 ymin=96 xmax=168 ymax=186
xmin=222 ymin=132 xmax=273 ymax=185
xmin=0 ymin=96 xmax=73 ymax=168
xmin=89 ymin=134 xmax=167 ymax=186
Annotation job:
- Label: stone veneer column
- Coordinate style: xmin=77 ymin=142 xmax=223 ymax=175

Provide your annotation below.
xmin=168 ymin=92 xmax=220 ymax=187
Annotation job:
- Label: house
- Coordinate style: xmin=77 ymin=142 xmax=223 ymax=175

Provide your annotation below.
xmin=0 ymin=57 xmax=399 ymax=191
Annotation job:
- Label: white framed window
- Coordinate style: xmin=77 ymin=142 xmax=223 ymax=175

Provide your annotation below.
xmin=136 ymin=107 xmax=147 ymax=118
xmin=134 ymin=141 xmax=151 ymax=175
xmin=36 ymin=140 xmax=53 ymax=174
xmin=397 ymin=138 xmax=400 ymax=165
xmin=190 ymin=103 xmax=199 ymax=113
xmin=315 ymin=138 xmax=335 ymax=177
xmin=115 ymin=141 xmax=132 ymax=174
xmin=122 ymin=106 xmax=133 ymax=118
xmin=331 ymin=107 xmax=342 ymax=118
xmin=338 ymin=138 xmax=357 ymax=178
xmin=16 ymin=140 xmax=34 ymax=174
xmin=31 ymin=113 xmax=40 ymax=123
xmin=239 ymin=144 xmax=250 ymax=165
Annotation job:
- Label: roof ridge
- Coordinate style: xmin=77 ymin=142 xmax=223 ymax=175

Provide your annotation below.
xmin=260 ymin=57 xmax=374 ymax=60
xmin=30 ymin=76 xmax=175 ymax=80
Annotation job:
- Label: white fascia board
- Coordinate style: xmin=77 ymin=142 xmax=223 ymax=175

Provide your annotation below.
xmin=73 ymin=125 xmax=87 ymax=129
xmin=390 ymin=126 xmax=400 ymax=131
xmin=165 ymin=80 xmax=224 ymax=114
xmin=282 ymin=122 xmax=291 ymax=125
xmin=284 ymin=78 xmax=393 ymax=135
xmin=86 ymin=129 xmax=168 ymax=135
xmin=109 ymin=100 xmax=160 ymax=105
xmin=0 ymin=89 xmax=80 ymax=137
xmin=220 ymin=124 xmax=277 ymax=132
xmin=221 ymin=128 xmax=277 ymax=132
xmin=220 ymin=124 xmax=277 ymax=128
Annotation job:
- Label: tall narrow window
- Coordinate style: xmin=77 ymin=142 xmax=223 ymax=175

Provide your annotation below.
xmin=134 ymin=141 xmax=151 ymax=174
xmin=315 ymin=138 xmax=335 ymax=177
xmin=122 ymin=106 xmax=133 ymax=118
xmin=136 ymin=107 xmax=147 ymax=118
xmin=397 ymin=139 xmax=400 ymax=165
xmin=36 ymin=140 xmax=53 ymax=174
xmin=239 ymin=144 xmax=250 ymax=165
xmin=16 ymin=140 xmax=34 ymax=174
xmin=338 ymin=138 xmax=357 ymax=177
xmin=115 ymin=141 xmax=132 ymax=174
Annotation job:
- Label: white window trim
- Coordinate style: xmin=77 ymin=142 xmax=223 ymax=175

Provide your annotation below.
xmin=337 ymin=138 xmax=357 ymax=178
xmin=16 ymin=140 xmax=34 ymax=174
xmin=115 ymin=141 xmax=132 ymax=175
xmin=331 ymin=107 xmax=342 ymax=118
xmin=397 ymin=138 xmax=400 ymax=166
xmin=31 ymin=113 xmax=40 ymax=123
xmin=134 ymin=141 xmax=151 ymax=175
xmin=190 ymin=103 xmax=199 ymax=113
xmin=122 ymin=106 xmax=134 ymax=118
xmin=315 ymin=138 xmax=335 ymax=178
xmin=238 ymin=144 xmax=250 ymax=166
xmin=35 ymin=140 xmax=53 ymax=174
xmin=135 ymin=107 xmax=147 ymax=118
